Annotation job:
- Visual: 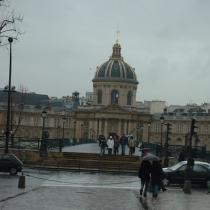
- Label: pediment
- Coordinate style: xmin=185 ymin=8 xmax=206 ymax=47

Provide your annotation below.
xmin=97 ymin=103 xmax=130 ymax=114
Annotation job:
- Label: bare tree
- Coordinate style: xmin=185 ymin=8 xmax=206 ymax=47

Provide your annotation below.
xmin=0 ymin=0 xmax=23 ymax=46
xmin=11 ymin=84 xmax=28 ymax=133
xmin=10 ymin=84 xmax=28 ymax=146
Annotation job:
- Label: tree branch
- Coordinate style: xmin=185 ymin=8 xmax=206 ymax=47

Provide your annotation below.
xmin=0 ymin=1 xmax=23 ymax=46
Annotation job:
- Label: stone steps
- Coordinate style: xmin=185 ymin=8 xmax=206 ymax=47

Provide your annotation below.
xmin=63 ymin=152 xmax=139 ymax=162
xmin=28 ymin=152 xmax=140 ymax=173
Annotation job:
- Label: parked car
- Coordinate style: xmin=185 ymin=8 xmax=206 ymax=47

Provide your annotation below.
xmin=0 ymin=153 xmax=23 ymax=175
xmin=163 ymin=161 xmax=210 ymax=187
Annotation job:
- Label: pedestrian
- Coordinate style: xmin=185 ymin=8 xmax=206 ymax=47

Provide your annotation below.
xmin=113 ymin=135 xmax=120 ymax=155
xmin=150 ymin=160 xmax=162 ymax=198
xmin=138 ymin=160 xmax=151 ymax=198
xmin=99 ymin=135 xmax=107 ymax=156
xmin=107 ymin=136 xmax=114 ymax=155
xmin=128 ymin=136 xmax=136 ymax=156
xmin=178 ymin=149 xmax=185 ymax=162
xmin=120 ymin=134 xmax=128 ymax=155
xmin=159 ymin=159 xmax=167 ymax=192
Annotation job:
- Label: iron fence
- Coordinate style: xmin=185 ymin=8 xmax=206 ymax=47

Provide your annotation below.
xmin=141 ymin=142 xmax=210 ymax=161
xmin=0 ymin=136 xmax=96 ymax=151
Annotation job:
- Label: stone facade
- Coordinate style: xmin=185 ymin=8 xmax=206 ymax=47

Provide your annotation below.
xmin=148 ymin=114 xmax=210 ymax=150
xmin=0 ymin=106 xmax=74 ymax=141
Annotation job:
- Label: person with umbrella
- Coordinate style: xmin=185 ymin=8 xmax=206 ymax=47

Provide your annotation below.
xmin=138 ymin=159 xmax=151 ymax=198
xmin=143 ymin=153 xmax=159 ymax=162
xmin=142 ymin=153 xmax=167 ymax=196
xmin=150 ymin=160 xmax=162 ymax=198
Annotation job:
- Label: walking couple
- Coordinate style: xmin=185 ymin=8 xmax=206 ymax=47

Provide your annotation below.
xmin=138 ymin=159 xmax=166 ymax=198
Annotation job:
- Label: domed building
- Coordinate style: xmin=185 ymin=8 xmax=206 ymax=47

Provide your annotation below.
xmin=74 ymin=42 xmax=151 ymax=140
xmin=92 ymin=42 xmax=138 ymax=108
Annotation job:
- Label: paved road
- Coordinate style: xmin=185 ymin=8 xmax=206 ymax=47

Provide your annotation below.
xmin=62 ymin=142 xmax=142 ymax=156
xmin=1 ymin=169 xmax=210 ymax=210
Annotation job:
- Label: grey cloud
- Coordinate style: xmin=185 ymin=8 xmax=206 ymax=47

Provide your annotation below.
xmin=1 ymin=0 xmax=209 ymax=105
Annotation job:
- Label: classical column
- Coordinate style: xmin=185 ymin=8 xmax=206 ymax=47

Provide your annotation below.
xmin=118 ymin=120 xmax=121 ymax=135
xmin=88 ymin=120 xmax=92 ymax=139
xmin=97 ymin=119 xmax=99 ymax=137
xmin=98 ymin=119 xmax=102 ymax=135
xmin=104 ymin=120 xmax=108 ymax=137
xmin=123 ymin=121 xmax=127 ymax=134
xmin=142 ymin=123 xmax=146 ymax=142
xmin=128 ymin=120 xmax=132 ymax=134
xmin=126 ymin=120 xmax=129 ymax=134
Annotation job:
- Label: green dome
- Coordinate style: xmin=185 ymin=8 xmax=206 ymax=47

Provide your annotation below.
xmin=93 ymin=42 xmax=138 ymax=84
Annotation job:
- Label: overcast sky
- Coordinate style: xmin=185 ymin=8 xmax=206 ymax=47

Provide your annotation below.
xmin=1 ymin=0 xmax=210 ymax=105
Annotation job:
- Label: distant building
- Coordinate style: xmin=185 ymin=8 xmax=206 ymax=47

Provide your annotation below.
xmin=85 ymin=92 xmax=94 ymax=105
xmin=143 ymin=100 xmax=166 ymax=114
xmin=0 ymin=89 xmax=49 ymax=105
xmin=73 ymin=41 xmax=151 ymax=140
xmin=149 ymin=113 xmax=210 ymax=150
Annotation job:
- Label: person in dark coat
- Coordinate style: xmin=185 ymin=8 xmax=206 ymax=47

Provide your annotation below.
xmin=151 ymin=160 xmax=162 ymax=198
xmin=113 ymin=135 xmax=120 ymax=155
xmin=159 ymin=159 xmax=167 ymax=191
xmin=138 ymin=160 xmax=151 ymax=198
xmin=98 ymin=135 xmax=107 ymax=156
xmin=120 ymin=134 xmax=128 ymax=155
xmin=178 ymin=150 xmax=186 ymax=162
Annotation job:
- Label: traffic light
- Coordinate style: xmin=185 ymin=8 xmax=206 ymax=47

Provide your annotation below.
xmin=191 ymin=118 xmax=198 ymax=136
xmin=164 ymin=123 xmax=173 ymax=167
xmin=184 ymin=119 xmax=198 ymax=193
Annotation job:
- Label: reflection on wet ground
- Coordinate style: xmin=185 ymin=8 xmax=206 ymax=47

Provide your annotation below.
xmin=139 ymin=197 xmax=150 ymax=210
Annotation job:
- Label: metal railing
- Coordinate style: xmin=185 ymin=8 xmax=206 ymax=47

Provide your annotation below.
xmin=0 ymin=136 xmax=96 ymax=151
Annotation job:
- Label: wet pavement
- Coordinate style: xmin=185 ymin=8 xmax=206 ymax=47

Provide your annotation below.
xmin=1 ymin=144 xmax=210 ymax=209
xmin=0 ymin=169 xmax=210 ymax=210
xmin=62 ymin=142 xmax=142 ymax=156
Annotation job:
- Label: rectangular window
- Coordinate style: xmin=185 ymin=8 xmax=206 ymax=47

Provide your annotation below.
xmin=177 ymin=124 xmax=183 ymax=133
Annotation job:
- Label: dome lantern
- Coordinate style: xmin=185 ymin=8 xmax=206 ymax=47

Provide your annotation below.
xmin=112 ymin=42 xmax=121 ymax=59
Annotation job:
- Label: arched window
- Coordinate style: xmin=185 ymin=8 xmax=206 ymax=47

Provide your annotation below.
xmin=127 ymin=91 xmax=132 ymax=105
xmin=97 ymin=89 xmax=102 ymax=104
xmin=111 ymin=90 xmax=119 ymax=104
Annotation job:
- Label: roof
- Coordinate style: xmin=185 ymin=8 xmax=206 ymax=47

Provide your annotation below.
xmin=93 ymin=42 xmax=138 ymax=85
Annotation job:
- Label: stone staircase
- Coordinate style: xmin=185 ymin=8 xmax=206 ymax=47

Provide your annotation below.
xmin=35 ymin=152 xmax=140 ymax=173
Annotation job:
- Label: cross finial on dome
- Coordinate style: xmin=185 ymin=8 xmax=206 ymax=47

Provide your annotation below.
xmin=116 ymin=29 xmax=120 ymax=43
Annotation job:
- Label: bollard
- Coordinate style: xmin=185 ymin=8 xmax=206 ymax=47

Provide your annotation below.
xmin=18 ymin=172 xmax=26 ymax=189
xmin=183 ymin=180 xmax=191 ymax=194
xmin=207 ymin=181 xmax=210 ymax=194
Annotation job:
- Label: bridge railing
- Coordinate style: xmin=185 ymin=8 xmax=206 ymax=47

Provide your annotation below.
xmin=0 ymin=136 xmax=96 ymax=151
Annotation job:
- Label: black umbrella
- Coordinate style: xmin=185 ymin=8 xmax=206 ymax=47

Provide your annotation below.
xmin=143 ymin=153 xmax=159 ymax=161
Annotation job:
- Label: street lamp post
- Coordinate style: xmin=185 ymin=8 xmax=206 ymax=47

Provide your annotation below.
xmin=183 ymin=118 xmax=197 ymax=193
xmin=73 ymin=121 xmax=76 ymax=140
xmin=81 ymin=123 xmax=84 ymax=141
xmin=10 ymin=86 xmax=16 ymax=148
xmin=40 ymin=110 xmax=47 ymax=155
xmin=57 ymin=125 xmax=61 ymax=140
xmin=164 ymin=123 xmax=172 ymax=167
xmin=160 ymin=115 xmax=165 ymax=156
xmin=147 ymin=122 xmax=151 ymax=144
xmin=5 ymin=37 xmax=13 ymax=154
xmin=59 ymin=115 xmax=66 ymax=153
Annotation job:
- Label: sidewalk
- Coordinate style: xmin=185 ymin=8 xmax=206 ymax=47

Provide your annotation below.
xmin=139 ymin=187 xmax=210 ymax=210
xmin=1 ymin=171 xmax=210 ymax=210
